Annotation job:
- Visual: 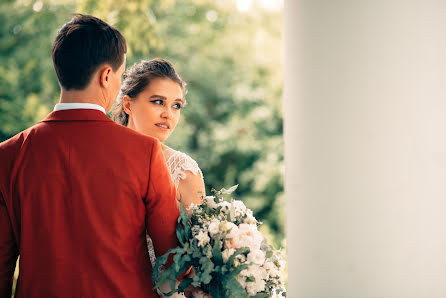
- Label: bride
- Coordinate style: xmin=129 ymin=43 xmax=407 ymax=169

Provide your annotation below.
xmin=111 ymin=58 xmax=205 ymax=208
xmin=111 ymin=58 xmax=205 ymax=296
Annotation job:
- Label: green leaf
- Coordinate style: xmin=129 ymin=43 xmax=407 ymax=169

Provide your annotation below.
xmin=153 ymin=246 xmax=188 ymax=289
xmin=209 ymin=282 xmax=226 ymax=298
xmin=212 ymin=236 xmax=223 ymax=264
xmin=222 ymin=184 xmax=239 ymax=194
xmin=174 ymin=204 xmax=193 ymax=247
xmin=192 ymin=247 xmax=202 ymax=258
xmin=226 ymin=247 xmax=250 ymax=268
xmin=179 ymin=203 xmax=189 ymax=225
xmin=265 ymin=250 xmax=273 ymax=259
xmin=201 ymin=270 xmax=212 ymax=285
xmin=176 ymin=223 xmax=185 ymax=246
xmin=177 ymin=278 xmax=194 ymax=292
xmin=173 ymin=252 xmax=185 ymax=271
xmin=153 ymin=247 xmax=180 ymax=280
xmin=153 ymin=265 xmax=176 ymax=289
xmin=224 ymin=276 xmax=249 ymax=298
xmin=252 ymin=292 xmax=270 ymax=298
xmin=226 ymin=263 xmax=250 ymax=279
xmin=169 ymin=278 xmax=176 ymax=294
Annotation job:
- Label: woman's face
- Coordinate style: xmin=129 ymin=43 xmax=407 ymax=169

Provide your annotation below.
xmin=126 ymin=78 xmax=184 ymax=142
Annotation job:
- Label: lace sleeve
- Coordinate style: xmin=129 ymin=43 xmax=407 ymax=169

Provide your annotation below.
xmin=164 ymin=148 xmax=203 ymax=188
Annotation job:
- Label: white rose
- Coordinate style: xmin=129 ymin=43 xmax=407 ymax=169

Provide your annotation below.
xmin=263 ymin=260 xmax=277 ymax=272
xmin=252 ymin=230 xmax=264 ymax=248
xmin=218 ymin=201 xmax=231 ymax=213
xmin=195 ymin=230 xmax=210 ymax=247
xmin=208 ymin=219 xmax=220 ymax=237
xmin=269 ymin=266 xmax=280 ymax=278
xmin=231 ymin=200 xmax=247 ymax=217
xmin=222 ymin=248 xmax=235 ymax=263
xmin=240 ymin=268 xmax=249 ymax=277
xmin=232 ymin=224 xmax=262 ymax=251
xmin=204 ymin=196 xmax=218 ymax=209
xmin=244 ymin=209 xmax=257 ymax=224
xmin=223 ymin=222 xmax=238 ymax=239
xmin=238 ymin=223 xmax=255 ymax=234
xmin=246 ymin=278 xmax=266 ymax=296
xmin=247 ymin=250 xmax=265 ymax=265
xmin=256 ymin=266 xmax=269 ymax=280
xmin=244 ymin=264 xmax=268 ymax=280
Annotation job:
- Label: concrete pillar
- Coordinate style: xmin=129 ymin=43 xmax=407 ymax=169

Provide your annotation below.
xmin=284 ymin=1 xmax=446 ymax=297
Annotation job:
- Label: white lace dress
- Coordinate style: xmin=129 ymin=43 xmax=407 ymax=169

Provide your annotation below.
xmin=146 ymin=146 xmax=203 ymax=295
xmin=162 ymin=146 xmax=204 ymax=191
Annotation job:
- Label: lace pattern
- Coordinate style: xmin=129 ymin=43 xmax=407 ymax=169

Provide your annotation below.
xmin=163 ymin=146 xmax=203 ymax=188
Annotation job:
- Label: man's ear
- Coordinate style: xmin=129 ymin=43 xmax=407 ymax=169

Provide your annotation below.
xmin=122 ymin=95 xmax=132 ymax=115
xmin=99 ymin=66 xmax=112 ymax=88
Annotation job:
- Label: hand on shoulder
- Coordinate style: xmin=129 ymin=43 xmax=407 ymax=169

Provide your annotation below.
xmin=177 ymin=168 xmax=205 ymax=212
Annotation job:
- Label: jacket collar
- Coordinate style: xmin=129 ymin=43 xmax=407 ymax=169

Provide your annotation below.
xmin=41 ymin=109 xmax=113 ymax=122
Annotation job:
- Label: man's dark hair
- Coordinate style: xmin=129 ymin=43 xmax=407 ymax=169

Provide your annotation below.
xmin=52 ymin=14 xmax=127 ymax=90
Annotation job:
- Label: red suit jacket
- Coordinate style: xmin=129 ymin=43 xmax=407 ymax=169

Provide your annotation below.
xmin=0 ymin=109 xmax=179 ymax=297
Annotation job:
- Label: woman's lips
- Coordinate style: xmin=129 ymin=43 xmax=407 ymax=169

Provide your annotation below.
xmin=155 ymin=123 xmax=170 ymax=130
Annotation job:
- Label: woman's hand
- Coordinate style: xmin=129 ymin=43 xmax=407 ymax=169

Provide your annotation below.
xmin=184 ymin=286 xmax=211 ymax=298
xmin=177 ymin=170 xmax=206 ymax=215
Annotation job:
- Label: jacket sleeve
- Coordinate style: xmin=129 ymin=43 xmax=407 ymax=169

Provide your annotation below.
xmin=0 ymin=190 xmax=18 ymax=297
xmin=145 ymin=140 xmax=180 ymax=258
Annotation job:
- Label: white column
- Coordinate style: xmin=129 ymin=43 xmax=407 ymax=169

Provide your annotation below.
xmin=285 ymin=1 xmax=446 ymax=297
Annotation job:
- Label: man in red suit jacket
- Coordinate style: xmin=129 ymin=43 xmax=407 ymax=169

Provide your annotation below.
xmin=0 ymin=15 xmax=179 ymax=297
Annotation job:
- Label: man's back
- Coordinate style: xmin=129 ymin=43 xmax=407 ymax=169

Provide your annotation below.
xmin=0 ymin=109 xmax=179 ymax=297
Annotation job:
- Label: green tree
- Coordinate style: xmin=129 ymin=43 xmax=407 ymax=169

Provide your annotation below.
xmin=1 ymin=0 xmax=284 ymax=248
xmin=0 ymin=0 xmax=75 ymax=140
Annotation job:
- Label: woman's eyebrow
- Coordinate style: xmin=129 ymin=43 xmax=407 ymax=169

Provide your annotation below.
xmin=149 ymin=95 xmax=166 ymax=99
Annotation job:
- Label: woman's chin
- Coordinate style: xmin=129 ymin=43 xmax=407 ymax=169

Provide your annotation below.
xmin=154 ymin=132 xmax=169 ymax=143
xmin=138 ymin=128 xmax=172 ymax=142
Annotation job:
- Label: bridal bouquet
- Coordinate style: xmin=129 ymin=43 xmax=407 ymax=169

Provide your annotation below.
xmin=152 ymin=185 xmax=286 ymax=297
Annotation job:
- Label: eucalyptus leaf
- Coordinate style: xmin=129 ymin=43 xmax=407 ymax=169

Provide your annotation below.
xmin=224 ymin=276 xmax=249 ymax=298
xmin=177 ymin=278 xmax=194 ymax=292
xmin=226 ymin=263 xmax=249 ymax=279
xmin=154 ymin=265 xmax=176 ymax=289
xmin=252 ymin=292 xmax=270 ymax=298
xmin=265 ymin=250 xmax=273 ymax=259
xmin=222 ymin=184 xmax=239 ymax=194
xmin=212 ymin=236 xmax=223 ymax=264
xmin=209 ymin=282 xmax=225 ymax=298
xmin=226 ymin=247 xmax=250 ymax=268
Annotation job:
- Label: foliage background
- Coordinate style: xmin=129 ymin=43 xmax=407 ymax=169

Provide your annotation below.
xmin=0 ymin=0 xmax=284 ymax=294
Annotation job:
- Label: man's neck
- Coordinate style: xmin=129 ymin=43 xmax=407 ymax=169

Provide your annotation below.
xmin=59 ymin=88 xmax=108 ymax=110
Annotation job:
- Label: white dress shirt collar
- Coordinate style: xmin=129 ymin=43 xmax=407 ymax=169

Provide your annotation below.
xmin=54 ymin=103 xmax=106 ymax=114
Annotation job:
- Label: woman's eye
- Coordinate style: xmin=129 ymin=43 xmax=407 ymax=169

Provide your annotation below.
xmin=150 ymin=99 xmax=163 ymax=105
xmin=173 ymin=103 xmax=182 ymax=110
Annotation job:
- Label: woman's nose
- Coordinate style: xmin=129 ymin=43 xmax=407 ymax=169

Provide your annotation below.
xmin=161 ymin=107 xmax=173 ymax=119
